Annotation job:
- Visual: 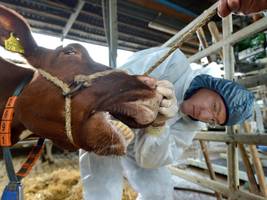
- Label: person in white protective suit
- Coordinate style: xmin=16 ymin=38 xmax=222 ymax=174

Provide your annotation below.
xmin=79 ymin=46 xmax=254 ymax=200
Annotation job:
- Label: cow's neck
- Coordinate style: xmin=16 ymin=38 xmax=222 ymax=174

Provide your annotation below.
xmin=0 ymin=57 xmax=34 ymax=113
xmin=0 ymin=57 xmax=34 ymax=144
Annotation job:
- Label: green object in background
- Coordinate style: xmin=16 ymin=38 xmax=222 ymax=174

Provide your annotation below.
xmin=234 ymin=32 xmax=266 ymax=62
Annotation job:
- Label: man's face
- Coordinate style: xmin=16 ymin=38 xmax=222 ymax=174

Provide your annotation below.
xmin=180 ymin=88 xmax=227 ymax=125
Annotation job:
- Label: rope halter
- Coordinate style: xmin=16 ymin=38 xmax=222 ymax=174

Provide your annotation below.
xmin=38 ymin=68 xmax=124 ymax=146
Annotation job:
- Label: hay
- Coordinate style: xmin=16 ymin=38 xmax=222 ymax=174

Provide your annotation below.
xmin=1 ymin=155 xmax=137 ymax=200
xmin=23 ymin=169 xmax=82 ymax=200
xmin=22 ymin=168 xmax=137 ymax=200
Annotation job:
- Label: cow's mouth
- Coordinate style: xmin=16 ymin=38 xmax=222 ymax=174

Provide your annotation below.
xmin=106 ymin=94 xmax=163 ymax=129
xmin=100 ymin=111 xmax=135 ymax=149
xmin=85 ymin=93 xmax=163 ymax=155
xmin=88 ymin=100 xmax=160 ymax=155
xmin=107 ymin=103 xmax=158 ymax=128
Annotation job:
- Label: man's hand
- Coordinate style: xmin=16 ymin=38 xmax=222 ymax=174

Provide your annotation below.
xmin=151 ymin=80 xmax=178 ymax=127
xmin=218 ymin=0 xmax=267 ymax=17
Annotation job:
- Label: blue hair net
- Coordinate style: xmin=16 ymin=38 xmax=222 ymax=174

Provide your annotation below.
xmin=184 ymin=74 xmax=254 ymax=126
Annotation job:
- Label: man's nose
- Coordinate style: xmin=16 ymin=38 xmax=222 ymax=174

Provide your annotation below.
xmin=137 ymin=76 xmax=157 ymax=89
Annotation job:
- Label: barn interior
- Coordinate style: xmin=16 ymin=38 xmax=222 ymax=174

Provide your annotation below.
xmin=0 ymin=0 xmax=267 ymax=200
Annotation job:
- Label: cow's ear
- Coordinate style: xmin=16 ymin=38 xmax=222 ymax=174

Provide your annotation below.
xmin=0 ymin=5 xmax=38 ymax=56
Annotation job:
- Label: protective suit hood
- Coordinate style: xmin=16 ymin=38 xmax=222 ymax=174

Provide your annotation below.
xmin=184 ymin=74 xmax=254 ymax=126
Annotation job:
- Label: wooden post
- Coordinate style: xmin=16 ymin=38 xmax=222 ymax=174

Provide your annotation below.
xmin=199 ymin=140 xmax=223 ymax=200
xmin=222 ymin=15 xmax=240 ymax=200
xmin=196 ymin=27 xmax=211 ymax=62
xmin=196 ymin=27 xmax=209 ymax=49
xmin=244 ymin=122 xmax=267 ymax=197
xmin=238 ymin=143 xmax=261 ymax=194
xmin=208 ymin=21 xmax=223 ymax=59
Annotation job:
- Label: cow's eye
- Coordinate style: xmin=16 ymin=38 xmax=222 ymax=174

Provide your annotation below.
xmin=63 ymin=47 xmax=76 ymax=55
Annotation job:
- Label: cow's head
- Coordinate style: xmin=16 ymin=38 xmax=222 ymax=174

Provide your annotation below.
xmin=0 ymin=5 xmax=162 ymax=155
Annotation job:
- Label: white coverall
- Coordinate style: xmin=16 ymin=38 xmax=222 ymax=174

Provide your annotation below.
xmin=79 ymin=47 xmax=205 ymax=200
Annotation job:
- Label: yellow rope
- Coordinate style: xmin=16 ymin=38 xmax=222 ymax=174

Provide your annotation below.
xmin=38 ymin=69 xmax=70 ymax=94
xmin=38 ymin=69 xmax=75 ymax=146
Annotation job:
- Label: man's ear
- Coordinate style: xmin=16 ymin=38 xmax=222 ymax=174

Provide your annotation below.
xmin=0 ymin=5 xmax=38 ymax=56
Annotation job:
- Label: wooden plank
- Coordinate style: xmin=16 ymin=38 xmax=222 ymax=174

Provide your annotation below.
xmin=169 ymin=167 xmax=267 ymax=200
xmin=222 ymin=16 xmax=239 ymax=199
xmin=196 ymin=27 xmax=212 ymax=62
xmin=244 ymin=122 xmax=267 ymax=197
xmin=196 ymin=27 xmax=209 ymax=49
xmin=199 ymin=141 xmax=223 ymax=200
xmin=237 ymin=73 xmax=267 ymax=88
xmin=208 ymin=21 xmax=223 ymax=59
xmin=187 ymin=159 xmax=252 ymax=182
xmin=238 ymin=144 xmax=261 ymax=195
xmin=195 ymin=132 xmax=267 ymax=145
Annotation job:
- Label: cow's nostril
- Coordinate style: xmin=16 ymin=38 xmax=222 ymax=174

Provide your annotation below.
xmin=137 ymin=76 xmax=157 ymax=89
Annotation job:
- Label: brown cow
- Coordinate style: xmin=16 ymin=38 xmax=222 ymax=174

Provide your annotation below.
xmin=0 ymin=5 xmax=162 ymax=155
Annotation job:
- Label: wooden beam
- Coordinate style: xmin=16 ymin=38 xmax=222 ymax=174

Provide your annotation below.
xmin=169 ymin=167 xmax=266 ymax=200
xmin=237 ymin=73 xmax=267 ymax=88
xmin=244 ymin=122 xmax=267 ymax=197
xmin=195 ymin=132 xmax=267 ymax=145
xmin=180 ymin=46 xmax=198 ymax=54
xmin=196 ymin=27 xmax=209 ymax=49
xmin=196 ymin=27 xmax=212 ymax=62
xmin=199 ymin=141 xmax=223 ymax=200
xmin=238 ymin=144 xmax=261 ymax=195
xmin=208 ymin=21 xmax=223 ymax=59
xmin=186 ymin=158 xmax=259 ymax=182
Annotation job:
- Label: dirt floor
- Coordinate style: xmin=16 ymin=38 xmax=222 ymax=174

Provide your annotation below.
xmin=0 ymin=148 xmax=217 ymax=200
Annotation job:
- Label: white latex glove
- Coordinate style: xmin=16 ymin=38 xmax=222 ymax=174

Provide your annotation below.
xmin=146 ymin=80 xmax=178 ymax=135
xmin=156 ymin=80 xmax=178 ymax=118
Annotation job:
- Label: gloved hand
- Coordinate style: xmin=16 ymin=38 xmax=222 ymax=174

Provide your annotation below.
xmin=157 ymin=80 xmax=178 ymax=117
xmin=146 ymin=80 xmax=178 ymax=136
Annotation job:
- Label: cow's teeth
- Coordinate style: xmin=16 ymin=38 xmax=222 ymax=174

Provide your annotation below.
xmin=104 ymin=111 xmax=134 ymax=145
xmin=110 ymin=120 xmax=134 ymax=145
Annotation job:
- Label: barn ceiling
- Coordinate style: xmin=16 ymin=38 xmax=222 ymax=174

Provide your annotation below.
xmin=0 ymin=0 xmax=217 ymax=56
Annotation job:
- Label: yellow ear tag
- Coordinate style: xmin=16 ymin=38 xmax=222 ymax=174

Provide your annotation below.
xmin=4 ymin=33 xmax=25 ymax=54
